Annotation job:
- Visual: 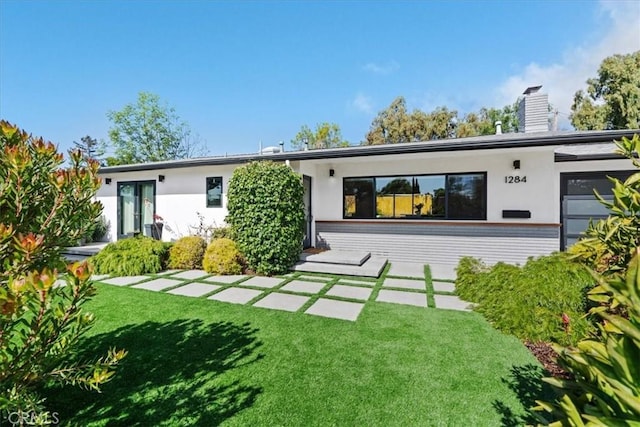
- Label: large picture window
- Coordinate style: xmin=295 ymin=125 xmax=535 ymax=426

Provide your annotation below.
xmin=206 ymin=177 xmax=223 ymax=207
xmin=343 ymin=173 xmax=486 ymax=220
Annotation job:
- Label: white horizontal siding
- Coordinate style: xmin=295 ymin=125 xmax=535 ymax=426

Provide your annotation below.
xmin=316 ymin=224 xmax=559 ymax=266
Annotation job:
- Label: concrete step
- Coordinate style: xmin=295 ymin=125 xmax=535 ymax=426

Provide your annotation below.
xmin=291 ymin=256 xmax=387 ymax=278
xmin=299 ymin=250 xmax=371 ymax=266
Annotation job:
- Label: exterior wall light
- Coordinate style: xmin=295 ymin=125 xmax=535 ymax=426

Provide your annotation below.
xmin=158 ymin=175 xmax=165 ymax=182
xmin=513 ymin=160 xmax=521 ymax=170
xmin=329 ymin=168 xmax=335 ymax=177
xmin=105 ymin=178 xmax=112 ymax=185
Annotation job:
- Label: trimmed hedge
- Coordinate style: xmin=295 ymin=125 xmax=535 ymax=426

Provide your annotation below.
xmin=91 ymin=237 xmax=170 ymax=276
xmin=203 ymin=238 xmax=244 ymax=275
xmin=226 ymin=161 xmax=305 ymax=275
xmin=455 ymin=253 xmax=595 ymax=346
xmin=168 ymin=236 xmax=207 ymax=269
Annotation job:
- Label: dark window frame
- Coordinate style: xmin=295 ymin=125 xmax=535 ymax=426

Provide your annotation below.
xmin=206 ymin=176 xmax=223 ymax=208
xmin=342 ymin=172 xmax=487 ymax=221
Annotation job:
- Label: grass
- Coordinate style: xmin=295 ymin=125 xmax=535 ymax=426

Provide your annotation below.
xmin=42 ymin=279 xmax=547 ymax=426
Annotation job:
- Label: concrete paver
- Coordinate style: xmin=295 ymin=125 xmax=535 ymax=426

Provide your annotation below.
xmin=383 ymin=277 xmax=425 ymax=291
xmin=429 ymin=264 xmax=457 ymax=281
xmin=305 ymin=298 xmax=364 ymax=321
xmin=280 ymin=280 xmax=326 ymax=294
xmin=167 ymin=282 xmax=220 ymax=297
xmin=433 ymin=281 xmax=456 ymax=293
xmin=325 ymin=284 xmax=372 ymax=301
xmin=376 ymin=289 xmax=427 ymax=307
xmin=387 ymin=262 xmax=425 ymax=278
xmin=253 ymin=292 xmax=309 ymax=312
xmin=101 ymin=275 xmax=151 ymax=286
xmin=433 ymin=295 xmax=472 ymax=312
xmin=209 ymin=287 xmax=263 ymax=304
xmin=202 ymin=275 xmax=248 ymax=284
xmin=132 ymin=278 xmax=184 ymax=291
xmin=241 ymin=276 xmax=284 ymax=288
xmin=170 ymin=270 xmax=209 ymax=280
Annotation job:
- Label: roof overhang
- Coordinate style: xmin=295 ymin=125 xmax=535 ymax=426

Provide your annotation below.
xmin=98 ymin=129 xmax=639 ymax=174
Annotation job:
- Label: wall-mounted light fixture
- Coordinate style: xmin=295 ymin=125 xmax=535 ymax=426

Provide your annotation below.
xmin=158 ymin=174 xmax=165 ymax=182
xmin=105 ymin=178 xmax=112 ymax=185
xmin=512 ymin=160 xmax=521 ymax=170
xmin=329 ymin=168 xmax=335 ymax=177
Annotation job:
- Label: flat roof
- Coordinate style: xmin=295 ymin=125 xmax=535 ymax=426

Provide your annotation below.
xmin=99 ymin=129 xmax=639 ymax=173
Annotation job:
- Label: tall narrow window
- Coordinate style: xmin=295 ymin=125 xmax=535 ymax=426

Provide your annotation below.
xmin=206 ymin=177 xmax=223 ymax=207
xmin=344 ymin=178 xmax=375 ymax=218
xmin=447 ymin=173 xmax=486 ymax=219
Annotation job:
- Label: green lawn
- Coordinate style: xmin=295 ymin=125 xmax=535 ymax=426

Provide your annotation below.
xmin=44 ymin=283 xmax=547 ymax=426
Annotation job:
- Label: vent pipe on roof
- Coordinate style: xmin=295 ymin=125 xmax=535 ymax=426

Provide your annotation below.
xmin=279 ymin=140 xmax=284 ymax=152
xmin=495 ymin=121 xmax=502 ymax=135
xmin=518 ymin=85 xmax=549 ymax=133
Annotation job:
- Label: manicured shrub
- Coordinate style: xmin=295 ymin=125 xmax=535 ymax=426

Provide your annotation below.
xmin=91 ymin=236 xmax=170 ymax=276
xmin=0 ymin=121 xmax=125 ymax=418
xmin=226 ymin=161 xmax=305 ymax=275
xmin=168 ymin=236 xmax=207 ymax=269
xmin=203 ymin=238 xmax=243 ymax=275
xmin=455 ymin=253 xmax=595 ymax=346
xmin=535 ymin=249 xmax=640 ymax=424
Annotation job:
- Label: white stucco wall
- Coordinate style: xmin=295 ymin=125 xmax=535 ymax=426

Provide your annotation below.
xmin=311 ymin=146 xmax=558 ymax=223
xmin=97 ymin=165 xmax=237 ymax=242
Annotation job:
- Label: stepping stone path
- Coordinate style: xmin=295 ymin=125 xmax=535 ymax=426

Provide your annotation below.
xmin=91 ymin=261 xmax=473 ymax=322
xmin=168 ymin=282 xmax=220 ymax=297
xmin=253 ymin=293 xmax=309 ymax=312
xmin=306 ymin=298 xmax=364 ymax=321
xmin=209 ymin=287 xmax=263 ymax=304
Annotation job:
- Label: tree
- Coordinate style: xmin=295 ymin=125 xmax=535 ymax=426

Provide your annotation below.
xmin=570 ymin=51 xmax=640 ymax=130
xmin=73 ymin=135 xmax=105 ymax=165
xmin=0 ymin=121 xmax=125 ymax=419
xmin=364 ymin=97 xmax=459 ymax=145
xmin=456 ymin=103 xmax=519 ymax=137
xmin=107 ymin=92 xmax=206 ymax=165
xmin=290 ymin=122 xmax=348 ymax=150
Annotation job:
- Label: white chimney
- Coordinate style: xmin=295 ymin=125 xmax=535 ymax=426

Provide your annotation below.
xmin=495 ymin=121 xmax=503 ymax=135
xmin=518 ymin=85 xmax=549 ymax=133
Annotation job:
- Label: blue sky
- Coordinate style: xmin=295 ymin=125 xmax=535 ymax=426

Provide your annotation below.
xmin=1 ymin=0 xmax=639 ymax=156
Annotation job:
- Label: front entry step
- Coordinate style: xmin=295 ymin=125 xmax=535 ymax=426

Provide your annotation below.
xmin=299 ymin=250 xmax=371 ymax=266
xmin=292 ymin=254 xmax=387 ymax=278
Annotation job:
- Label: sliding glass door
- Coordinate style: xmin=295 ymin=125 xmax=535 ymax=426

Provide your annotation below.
xmin=117 ymin=181 xmax=156 ymax=239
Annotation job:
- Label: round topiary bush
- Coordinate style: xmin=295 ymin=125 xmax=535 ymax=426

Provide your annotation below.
xmin=168 ymin=235 xmax=207 ymax=269
xmin=203 ymin=238 xmax=244 ymax=275
xmin=226 ymin=161 xmax=305 ymax=275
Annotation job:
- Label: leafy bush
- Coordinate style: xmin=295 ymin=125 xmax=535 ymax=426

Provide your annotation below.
xmin=535 ymin=249 xmax=640 ymax=425
xmin=82 ymin=214 xmax=109 ymax=243
xmin=569 ymin=134 xmax=640 ymax=276
xmin=91 ymin=236 xmax=170 ymax=276
xmin=0 ymin=121 xmax=125 ymax=417
xmin=203 ymin=238 xmax=243 ymax=275
xmin=455 ymin=254 xmax=595 ymax=345
xmin=226 ymin=161 xmax=305 ymax=275
xmin=168 ymin=236 xmax=207 ymax=269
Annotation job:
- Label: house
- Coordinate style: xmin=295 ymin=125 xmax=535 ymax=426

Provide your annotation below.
xmin=96 ymin=88 xmax=639 ymax=266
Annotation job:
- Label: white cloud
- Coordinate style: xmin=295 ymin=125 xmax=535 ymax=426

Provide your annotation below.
xmin=495 ymin=0 xmax=640 ymax=129
xmin=363 ymin=60 xmax=400 ymax=75
xmin=350 ymin=93 xmax=375 ymax=114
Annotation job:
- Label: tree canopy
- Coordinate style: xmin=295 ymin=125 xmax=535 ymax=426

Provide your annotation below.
xmin=570 ymin=51 xmax=640 ymax=130
xmin=290 ymin=122 xmax=349 ymax=150
xmin=106 ymin=92 xmax=205 ymax=165
xmin=73 ymin=135 xmax=105 ymax=165
xmin=364 ymin=96 xmax=518 ymax=145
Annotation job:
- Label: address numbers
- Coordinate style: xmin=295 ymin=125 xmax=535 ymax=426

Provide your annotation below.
xmin=505 ymin=176 xmax=527 ymax=184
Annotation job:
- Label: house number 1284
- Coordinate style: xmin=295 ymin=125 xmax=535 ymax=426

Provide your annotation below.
xmin=505 ymin=176 xmax=527 ymax=183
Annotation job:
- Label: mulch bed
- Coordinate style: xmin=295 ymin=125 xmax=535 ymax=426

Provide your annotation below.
xmin=524 ymin=341 xmax=573 ymax=380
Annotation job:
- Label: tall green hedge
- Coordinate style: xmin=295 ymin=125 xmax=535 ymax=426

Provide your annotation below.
xmin=226 ymin=161 xmax=305 ymax=275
